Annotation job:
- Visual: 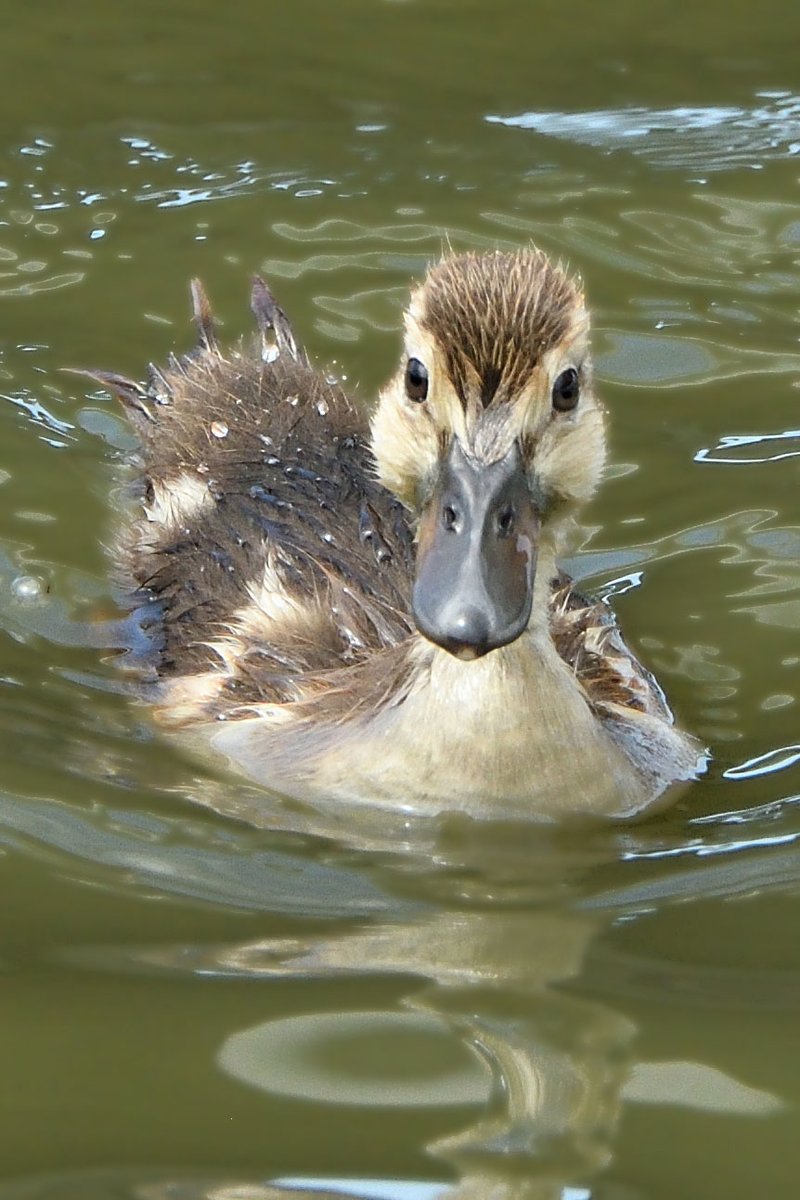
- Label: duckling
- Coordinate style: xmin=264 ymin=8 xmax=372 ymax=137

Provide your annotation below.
xmin=91 ymin=249 xmax=704 ymax=820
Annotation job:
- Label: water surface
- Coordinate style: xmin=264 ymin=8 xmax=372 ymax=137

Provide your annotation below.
xmin=2 ymin=2 xmax=800 ymax=1197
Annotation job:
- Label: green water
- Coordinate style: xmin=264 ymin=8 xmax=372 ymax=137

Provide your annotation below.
xmin=1 ymin=1 xmax=800 ymax=1196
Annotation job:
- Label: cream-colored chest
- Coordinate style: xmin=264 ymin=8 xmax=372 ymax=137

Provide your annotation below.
xmin=290 ymin=634 xmax=647 ymax=820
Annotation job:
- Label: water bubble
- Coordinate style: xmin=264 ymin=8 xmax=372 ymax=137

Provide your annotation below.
xmin=11 ymin=574 xmax=46 ymax=603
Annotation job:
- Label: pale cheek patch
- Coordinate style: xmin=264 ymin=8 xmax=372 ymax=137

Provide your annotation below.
xmin=371 ymin=397 xmax=437 ymax=507
xmin=143 ymin=474 xmax=214 ymax=533
xmin=536 ymin=410 xmax=606 ymax=506
xmin=372 ymin=315 xmax=466 ymax=507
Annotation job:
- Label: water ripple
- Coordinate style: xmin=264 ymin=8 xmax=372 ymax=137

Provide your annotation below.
xmin=486 ymin=93 xmax=800 ymax=173
xmin=696 ymin=429 xmax=800 ymax=464
xmin=724 ymin=747 xmax=800 ymax=781
xmin=1 ymin=389 xmax=75 ymax=444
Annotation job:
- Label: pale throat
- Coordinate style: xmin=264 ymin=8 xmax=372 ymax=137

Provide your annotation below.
xmin=527 ymin=539 xmax=561 ymax=634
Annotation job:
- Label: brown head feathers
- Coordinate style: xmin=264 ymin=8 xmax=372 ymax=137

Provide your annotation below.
xmin=418 ymin=249 xmax=580 ymax=407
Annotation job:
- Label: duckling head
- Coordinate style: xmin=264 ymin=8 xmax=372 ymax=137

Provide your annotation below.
xmin=371 ymin=249 xmax=606 ymax=660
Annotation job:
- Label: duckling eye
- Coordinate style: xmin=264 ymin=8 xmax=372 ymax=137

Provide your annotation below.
xmin=405 ymin=358 xmax=429 ymax=402
xmin=552 ymin=367 xmax=580 ymax=412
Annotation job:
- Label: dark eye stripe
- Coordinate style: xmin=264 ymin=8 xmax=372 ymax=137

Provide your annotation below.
xmin=405 ymin=357 xmax=429 ymax=402
xmin=552 ymin=367 xmax=579 ymax=412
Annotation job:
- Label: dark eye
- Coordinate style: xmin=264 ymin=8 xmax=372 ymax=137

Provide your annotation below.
xmin=552 ymin=367 xmax=580 ymax=412
xmin=405 ymin=357 xmax=429 ymax=402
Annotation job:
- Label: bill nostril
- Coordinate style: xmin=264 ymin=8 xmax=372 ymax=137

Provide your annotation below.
xmin=442 ymin=504 xmax=459 ymax=532
xmin=497 ymin=504 xmax=516 ymax=537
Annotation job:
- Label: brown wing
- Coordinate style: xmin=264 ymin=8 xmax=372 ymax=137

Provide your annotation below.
xmin=89 ymin=278 xmax=416 ymax=718
xmin=549 ymin=573 xmax=674 ymax=724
